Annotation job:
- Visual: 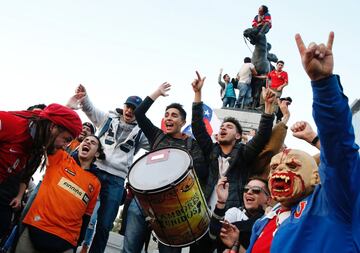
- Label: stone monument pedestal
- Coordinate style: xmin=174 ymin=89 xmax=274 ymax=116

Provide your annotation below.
xmin=214 ymin=108 xmax=262 ymax=133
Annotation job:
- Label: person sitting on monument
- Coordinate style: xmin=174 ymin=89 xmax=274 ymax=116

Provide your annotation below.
xmin=244 ymin=5 xmax=272 ymax=45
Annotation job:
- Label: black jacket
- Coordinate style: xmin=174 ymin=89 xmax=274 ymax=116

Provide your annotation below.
xmin=191 ymin=102 xmax=274 ymax=209
xmin=134 ymin=96 xmax=208 ymax=188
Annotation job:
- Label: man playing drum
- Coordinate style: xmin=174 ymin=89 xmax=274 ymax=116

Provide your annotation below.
xmin=123 ymin=82 xmax=208 ymax=253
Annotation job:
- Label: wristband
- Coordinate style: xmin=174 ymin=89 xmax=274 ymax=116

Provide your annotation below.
xmin=311 ymin=136 xmax=319 ymax=146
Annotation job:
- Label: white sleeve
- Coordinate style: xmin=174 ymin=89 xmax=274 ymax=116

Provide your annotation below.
xmin=81 ymin=95 xmax=108 ymax=128
xmin=224 ymin=207 xmax=241 ymax=223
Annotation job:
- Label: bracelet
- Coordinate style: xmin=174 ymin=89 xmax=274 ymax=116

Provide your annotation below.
xmin=311 ymin=136 xmax=319 ymax=146
xmin=217 ymin=200 xmax=226 ymax=204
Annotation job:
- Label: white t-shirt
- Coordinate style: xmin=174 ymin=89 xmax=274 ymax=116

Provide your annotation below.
xmin=209 ymin=156 xmax=231 ymax=211
xmin=238 ymin=63 xmax=255 ymax=84
xmin=225 ymin=207 xmax=249 ymax=223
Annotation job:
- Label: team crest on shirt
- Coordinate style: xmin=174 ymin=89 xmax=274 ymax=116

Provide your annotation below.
xmin=65 ymin=168 xmax=76 ymax=176
xmin=294 ymin=201 xmax=307 ymax=218
xmin=88 ymin=183 xmax=94 ymax=193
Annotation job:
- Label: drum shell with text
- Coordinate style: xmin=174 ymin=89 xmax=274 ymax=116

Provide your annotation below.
xmin=127 ymin=148 xmax=210 ymax=247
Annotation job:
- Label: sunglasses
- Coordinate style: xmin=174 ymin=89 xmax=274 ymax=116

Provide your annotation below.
xmin=243 ymin=185 xmax=269 ymax=196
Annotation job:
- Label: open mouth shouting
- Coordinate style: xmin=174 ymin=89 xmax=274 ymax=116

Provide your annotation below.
xmin=218 ymin=130 xmax=227 ymax=139
xmin=124 ymin=111 xmax=134 ymax=121
xmin=80 ymin=144 xmax=90 ymax=155
xmin=165 ymin=121 xmax=175 ymax=132
xmin=269 ymin=172 xmax=295 ymax=198
xmin=244 ymin=195 xmax=256 ymax=205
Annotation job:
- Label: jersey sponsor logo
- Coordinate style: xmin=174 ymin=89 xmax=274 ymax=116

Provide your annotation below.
xmin=58 ymin=177 xmax=89 ymax=204
xmin=294 ymin=201 xmax=307 ymax=219
xmin=82 ymin=194 xmax=90 ymax=205
xmin=65 ymin=168 xmax=76 ymax=176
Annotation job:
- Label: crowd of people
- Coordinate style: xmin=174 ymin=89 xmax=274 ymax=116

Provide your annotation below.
xmin=0 ymin=5 xmax=359 ymax=253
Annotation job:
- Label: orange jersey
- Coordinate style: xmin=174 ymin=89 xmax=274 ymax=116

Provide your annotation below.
xmin=23 ymin=150 xmax=101 ymax=246
xmin=66 ymin=139 xmax=81 ymax=153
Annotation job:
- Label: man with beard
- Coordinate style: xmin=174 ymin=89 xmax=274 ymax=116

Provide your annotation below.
xmin=247 ymin=32 xmax=359 ymax=253
xmin=0 ymin=104 xmax=82 ymax=238
xmin=191 ymin=71 xmax=275 ymax=212
xmin=15 ymin=135 xmax=103 ymax=253
xmin=189 ymin=72 xmax=274 ymax=252
xmin=68 ymin=85 xmax=149 ymax=253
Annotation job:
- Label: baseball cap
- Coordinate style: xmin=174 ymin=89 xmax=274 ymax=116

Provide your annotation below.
xmin=125 ymin=96 xmax=142 ymax=109
xmin=83 ymin=122 xmax=96 ymax=134
xmin=39 ymin=103 xmax=82 ymax=138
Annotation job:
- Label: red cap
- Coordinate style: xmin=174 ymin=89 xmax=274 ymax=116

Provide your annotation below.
xmin=39 ymin=103 xmax=82 ymax=138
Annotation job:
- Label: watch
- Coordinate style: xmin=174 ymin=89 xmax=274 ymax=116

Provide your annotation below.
xmin=311 ymin=136 xmax=319 ymax=146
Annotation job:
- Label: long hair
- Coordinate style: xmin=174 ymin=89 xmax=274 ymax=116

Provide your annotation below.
xmin=15 ymin=115 xmax=54 ymax=181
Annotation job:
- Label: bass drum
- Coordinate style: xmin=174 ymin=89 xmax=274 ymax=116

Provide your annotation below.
xmin=128 ymin=147 xmax=210 ymax=247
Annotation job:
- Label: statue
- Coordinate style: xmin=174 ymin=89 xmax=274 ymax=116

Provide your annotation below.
xmin=243 ymin=31 xmax=278 ymax=109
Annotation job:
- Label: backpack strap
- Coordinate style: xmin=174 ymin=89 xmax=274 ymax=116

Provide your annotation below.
xmin=185 ymin=136 xmax=193 ymax=150
xmin=151 ymin=132 xmax=167 ymax=150
xmin=97 ymin=117 xmax=113 ymax=138
xmin=133 ymin=129 xmax=143 ymax=155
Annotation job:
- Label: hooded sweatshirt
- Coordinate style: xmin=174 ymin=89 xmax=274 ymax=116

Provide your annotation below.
xmin=81 ymin=96 xmax=149 ymax=178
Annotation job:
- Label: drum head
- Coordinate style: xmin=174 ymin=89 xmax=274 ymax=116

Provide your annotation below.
xmin=129 ymin=148 xmax=191 ymax=191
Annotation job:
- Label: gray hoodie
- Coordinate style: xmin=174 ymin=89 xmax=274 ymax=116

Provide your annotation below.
xmin=81 ymin=96 xmax=149 ymax=178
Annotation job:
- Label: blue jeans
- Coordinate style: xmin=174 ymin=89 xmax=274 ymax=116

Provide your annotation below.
xmin=236 ymin=82 xmax=252 ymax=108
xmin=83 ymin=199 xmax=100 ymax=246
xmin=88 ymin=169 xmax=125 ymax=253
xmin=123 ymin=198 xmax=148 ymax=253
xmin=222 ymin=97 xmax=236 ymax=108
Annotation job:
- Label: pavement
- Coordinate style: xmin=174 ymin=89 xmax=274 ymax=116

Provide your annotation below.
xmin=78 ymin=232 xmax=190 ymax=253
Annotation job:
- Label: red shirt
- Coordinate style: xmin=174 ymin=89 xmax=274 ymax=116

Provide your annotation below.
xmin=267 ymin=70 xmax=288 ymax=89
xmin=0 ymin=112 xmax=33 ymax=183
xmin=252 ymin=13 xmax=272 ymax=28
xmin=251 ymin=217 xmax=277 ymax=253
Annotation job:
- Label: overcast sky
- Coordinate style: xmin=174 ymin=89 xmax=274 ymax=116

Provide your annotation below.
xmin=1 ymin=0 xmax=359 ymax=155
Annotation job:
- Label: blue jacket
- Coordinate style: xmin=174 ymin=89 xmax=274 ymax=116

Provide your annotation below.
xmin=247 ymin=75 xmax=360 ymax=253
